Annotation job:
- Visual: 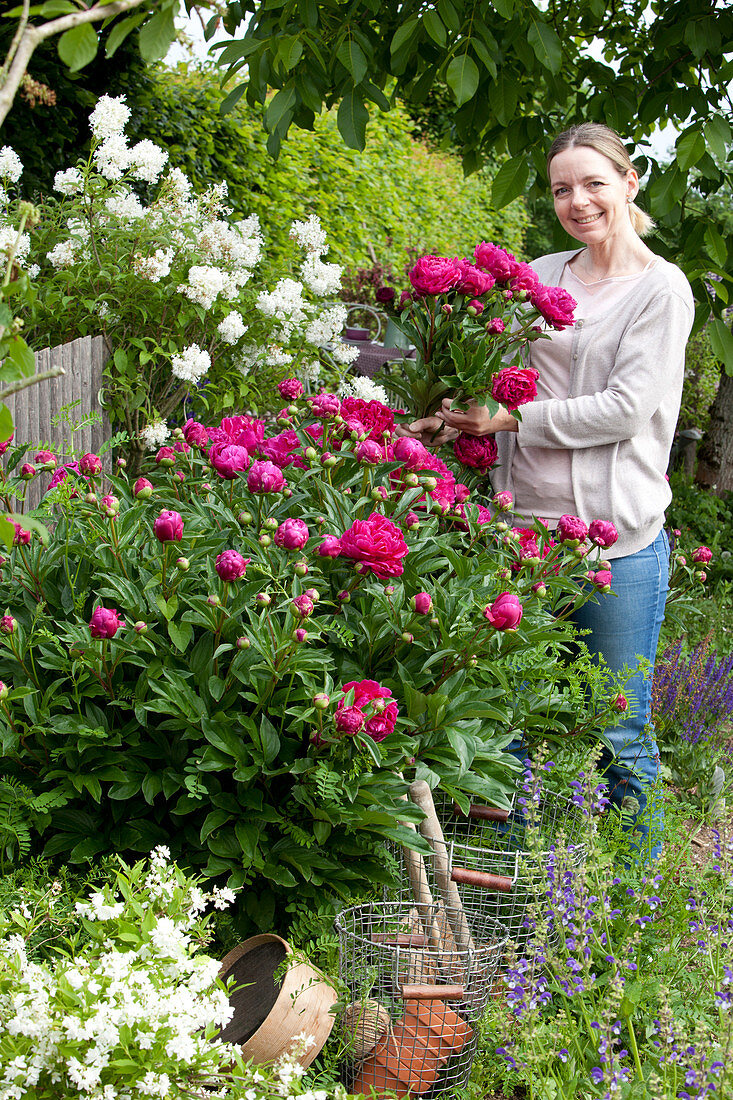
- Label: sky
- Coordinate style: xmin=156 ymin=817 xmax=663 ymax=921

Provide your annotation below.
xmin=168 ymin=13 xmax=677 ymax=164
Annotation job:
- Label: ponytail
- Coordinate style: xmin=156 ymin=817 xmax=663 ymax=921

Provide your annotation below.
xmin=628 ymin=200 xmax=655 ymax=238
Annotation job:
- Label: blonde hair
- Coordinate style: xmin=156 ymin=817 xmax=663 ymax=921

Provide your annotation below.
xmin=547 ymin=123 xmax=655 ymax=238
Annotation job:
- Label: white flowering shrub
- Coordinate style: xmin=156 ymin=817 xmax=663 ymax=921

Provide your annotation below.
xmin=0 ymin=848 xmax=343 ymax=1100
xmin=14 ymin=98 xmax=358 ymax=464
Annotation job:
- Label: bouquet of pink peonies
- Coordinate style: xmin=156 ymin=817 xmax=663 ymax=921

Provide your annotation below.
xmin=376 ymin=242 xmax=576 ymax=428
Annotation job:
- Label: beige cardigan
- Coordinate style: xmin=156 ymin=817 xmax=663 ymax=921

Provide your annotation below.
xmin=491 ymin=250 xmax=694 ymax=559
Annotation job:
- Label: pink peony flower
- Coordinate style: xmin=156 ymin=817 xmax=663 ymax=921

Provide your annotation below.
xmin=47 ymin=462 xmax=78 ymax=491
xmin=491 ymin=366 xmax=540 ymax=411
xmin=692 ymin=546 xmax=712 ymax=564
xmin=340 ymin=397 xmax=394 ymax=444
xmin=530 ymin=283 xmax=576 ymax=330
xmin=154 ymin=509 xmax=183 ymax=542
xmin=318 ymin=535 xmax=342 ymax=558
xmin=0 ymin=433 xmax=14 ymax=456
xmin=215 ymin=550 xmax=250 ymax=581
xmin=455 ymin=483 xmax=471 ymax=503
xmin=453 ymin=432 xmax=498 ymax=471
xmin=209 ymin=442 xmax=250 ymax=480
xmin=339 ymin=512 xmax=409 ymax=579
xmin=466 ymin=299 xmax=485 ymax=314
xmin=483 ymin=592 xmax=523 ymax=631
xmin=278 ymin=378 xmax=304 ymax=400
xmin=100 ymin=494 xmax=119 ymax=516
xmin=338 ymin=679 xmax=399 ymax=741
xmin=557 ymin=514 xmax=589 ymax=545
xmin=486 ymin=317 xmax=505 ymax=335
xmin=134 ymin=477 xmax=153 ymax=499
xmin=247 ymin=460 xmax=286 ymax=494
xmin=591 ymin=569 xmax=613 ymax=591
xmin=183 ymin=419 xmax=210 ymax=448
xmin=20 ymin=463 xmax=36 ymax=479
xmin=474 ymin=242 xmax=516 ymax=283
xmin=356 ymin=440 xmax=384 ymax=464
xmin=292 ymin=594 xmax=314 ymax=619
xmin=210 ymin=415 xmax=265 ymax=453
xmin=399 ymin=290 xmax=413 ymax=308
xmin=155 ymin=446 xmax=177 ymax=467
xmin=35 ymin=450 xmax=56 ymax=467
xmin=0 ymin=615 xmax=15 ymax=634
xmin=408 ymin=255 xmax=463 ymax=296
xmin=509 ymin=261 xmax=540 ymax=294
xmin=12 ymin=523 xmax=30 ymax=546
xmin=588 ymin=520 xmax=618 ymax=548
xmin=308 ymin=393 xmax=341 ymax=419
xmin=79 ymin=453 xmax=102 ymax=476
xmin=456 ymin=260 xmax=496 ymax=297
xmin=392 ymin=436 xmax=431 ymax=469
xmin=260 ymin=430 xmax=307 ymax=470
xmin=614 ymin=693 xmax=628 ymax=713
xmin=89 ymin=605 xmax=124 ymax=639
xmin=334 ymin=705 xmax=366 ymax=735
xmin=275 ymin=518 xmax=310 ymax=550
xmin=412 ymin=592 xmax=433 ymax=614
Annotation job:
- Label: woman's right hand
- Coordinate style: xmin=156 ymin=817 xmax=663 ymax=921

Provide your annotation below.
xmin=394 ymin=416 xmax=458 ymax=447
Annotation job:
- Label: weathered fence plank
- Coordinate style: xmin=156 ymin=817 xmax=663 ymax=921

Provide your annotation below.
xmin=3 ymin=335 xmax=112 ymax=512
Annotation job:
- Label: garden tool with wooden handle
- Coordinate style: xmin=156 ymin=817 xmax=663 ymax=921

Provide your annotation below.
xmin=398 ymin=793 xmax=444 ymax=955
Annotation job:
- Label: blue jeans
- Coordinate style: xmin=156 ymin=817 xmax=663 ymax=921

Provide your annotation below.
xmin=508 ymin=529 xmax=669 ymax=862
xmin=572 ymin=528 xmax=669 ymax=861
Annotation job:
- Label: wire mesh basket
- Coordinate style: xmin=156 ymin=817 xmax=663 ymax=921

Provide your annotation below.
xmin=335 ymin=900 xmax=506 ymax=1098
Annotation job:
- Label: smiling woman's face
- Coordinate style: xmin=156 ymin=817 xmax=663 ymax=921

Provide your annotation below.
xmin=549 ymin=145 xmax=638 ymax=246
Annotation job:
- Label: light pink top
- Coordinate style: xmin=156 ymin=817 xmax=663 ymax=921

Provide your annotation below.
xmin=510 ymin=258 xmax=658 ymax=527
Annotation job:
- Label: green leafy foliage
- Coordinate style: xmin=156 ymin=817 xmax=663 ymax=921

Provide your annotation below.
xmin=0 ymin=386 xmax=621 ymax=930
xmin=666 ymin=471 xmax=733 ymax=590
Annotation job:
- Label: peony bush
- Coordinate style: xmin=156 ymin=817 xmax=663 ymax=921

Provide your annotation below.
xmin=0 ymin=380 xmax=669 ymax=928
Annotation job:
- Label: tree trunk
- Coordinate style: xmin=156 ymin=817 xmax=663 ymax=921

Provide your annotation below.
xmin=695 ymin=370 xmax=733 ymax=494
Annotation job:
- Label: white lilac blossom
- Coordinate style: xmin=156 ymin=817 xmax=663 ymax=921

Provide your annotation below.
xmin=331 ymin=342 xmax=360 ymax=365
xmin=290 ymin=213 xmax=328 ymax=255
xmin=304 ymin=303 xmax=348 ymax=347
xmin=234 ymin=345 xmax=265 ymax=376
xmin=300 ymin=254 xmax=342 ymax=297
xmin=26 ymin=263 xmax=39 ymax=279
xmin=196 ymin=218 xmax=262 ymax=270
xmin=171 ymin=344 xmax=211 ymax=383
xmin=139 ymin=420 xmax=170 ymax=450
xmin=46 ymin=239 xmax=78 ymax=269
xmin=217 ymin=311 xmax=246 ymax=344
xmin=0 ymin=187 xmax=8 ymax=208
xmin=130 ymin=140 xmax=169 ymax=185
xmin=134 ymin=247 xmax=174 ymax=283
xmin=89 ymin=95 xmax=131 ymax=141
xmin=257 ymin=277 xmax=308 ymax=324
xmin=300 ymin=359 xmax=322 ymax=383
xmin=0 ymin=147 xmax=23 ymax=184
xmin=93 ymin=133 xmax=133 ymax=181
xmin=265 ymin=345 xmax=293 ymax=368
xmin=177 ymin=265 xmax=230 ymax=309
xmin=53 ymin=167 xmax=84 ymax=196
xmin=0 ymin=225 xmax=30 ymax=267
xmin=338 ymin=375 xmax=389 ymax=404
xmin=105 ymin=189 xmax=145 ymax=221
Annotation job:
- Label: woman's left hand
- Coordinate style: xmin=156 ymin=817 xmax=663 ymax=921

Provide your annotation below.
xmin=438 ymin=398 xmax=518 ymax=436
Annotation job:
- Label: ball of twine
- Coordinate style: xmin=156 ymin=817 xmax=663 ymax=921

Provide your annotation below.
xmin=341 ymin=999 xmax=391 ymax=1058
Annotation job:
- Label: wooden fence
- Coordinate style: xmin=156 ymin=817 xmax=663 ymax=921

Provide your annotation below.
xmin=3 ymin=335 xmax=111 ymax=511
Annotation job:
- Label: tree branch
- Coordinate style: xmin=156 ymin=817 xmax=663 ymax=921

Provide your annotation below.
xmin=0 ymin=0 xmax=30 ymax=86
xmin=0 ymin=0 xmax=148 ymax=129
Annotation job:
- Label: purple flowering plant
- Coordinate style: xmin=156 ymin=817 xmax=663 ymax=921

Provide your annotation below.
xmin=484 ymin=758 xmax=733 ymax=1100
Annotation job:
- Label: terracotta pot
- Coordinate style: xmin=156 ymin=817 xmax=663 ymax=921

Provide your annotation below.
xmin=218 ymin=933 xmax=336 ymax=1067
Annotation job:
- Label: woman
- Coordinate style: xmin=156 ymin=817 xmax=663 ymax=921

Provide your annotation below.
xmin=405 ymin=123 xmax=694 ymax=859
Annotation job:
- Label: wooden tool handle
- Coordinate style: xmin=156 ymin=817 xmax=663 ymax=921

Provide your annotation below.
xmin=400 ymin=983 xmax=465 ymax=1000
xmin=409 ymin=780 xmax=475 ymax=953
xmin=450 ymin=867 xmax=513 ymax=892
xmin=452 ymin=802 xmax=511 ymax=823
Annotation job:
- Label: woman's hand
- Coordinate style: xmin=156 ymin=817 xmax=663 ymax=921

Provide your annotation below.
xmin=395 ymin=417 xmax=459 ymax=447
xmin=438 ymin=399 xmax=518 ymax=436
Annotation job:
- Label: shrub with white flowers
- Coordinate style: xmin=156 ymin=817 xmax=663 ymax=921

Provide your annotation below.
xmin=0 ymin=848 xmax=344 ymax=1100
xmin=14 ymin=96 xmax=358 ymax=468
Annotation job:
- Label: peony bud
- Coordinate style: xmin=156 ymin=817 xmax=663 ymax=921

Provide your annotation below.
xmin=79 ymin=453 xmax=102 ymax=476
xmin=294 ymin=560 xmax=309 ymax=577
xmin=100 ymin=494 xmax=119 ymax=517
xmin=466 ymin=299 xmax=485 ymax=316
xmin=692 ymin=546 xmax=712 ymax=564
xmin=303 ymin=588 xmax=320 ymax=603
xmin=588 ymin=519 xmax=618 ymax=548
xmin=20 ymin=463 xmax=36 ymax=479
xmin=134 ymin=621 xmax=148 ymax=634
xmin=275 ymin=518 xmax=310 ymax=550
xmin=531 ymin=582 xmax=547 ymax=597
xmin=556 ymin=513 xmax=588 ymax=546
xmin=405 ymin=512 xmax=420 ymax=530
xmin=304 ymin=447 xmax=318 ymax=462
xmin=154 ymin=509 xmax=183 ymax=543
xmin=412 ymin=592 xmax=433 ymax=615
xmin=292 ymin=594 xmax=314 ymax=619
xmin=89 ymin=605 xmax=124 ymax=639
xmin=486 ymin=317 xmax=505 ymax=334
xmin=207 ymin=594 xmax=220 ymax=607
xmin=293 ymin=627 xmax=308 ymax=643
xmin=215 ymin=550 xmax=250 ymax=582
xmin=441 ymin=303 xmax=453 ymax=316
xmin=697 ymin=570 xmax=707 ymax=582
xmin=134 ymin=477 xmax=153 ymax=500
xmin=614 ymin=694 xmax=628 ymax=713
xmin=236 ymin=636 xmax=251 ymax=649
xmin=263 ymin=517 xmax=279 ymax=530
xmin=0 ymin=615 xmax=15 ymax=634
xmin=238 ymin=511 xmax=253 ymax=525
xmin=676 ymin=555 xmax=687 ymax=567
xmin=259 ymin=534 xmax=272 ymax=547
xmin=318 ymin=536 xmax=342 ymax=558
xmin=483 ymin=592 xmax=523 ymax=631
xmin=85 ymin=492 xmax=98 ymax=505
xmin=421 ymin=476 xmax=438 ymax=491
xmin=321 ymin=452 xmax=338 ymax=468
xmin=256 ymin=592 xmax=272 ymax=607
xmin=338 ymin=590 xmax=350 ymax=603
xmin=313 ymin=692 xmax=330 ymax=709
xmin=155 ymin=446 xmax=176 ymax=468
xmin=0 ymin=682 xmax=8 ymax=700
xmin=116 ymin=457 xmax=127 ymax=469
xmin=176 ymin=557 xmax=190 ymax=571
